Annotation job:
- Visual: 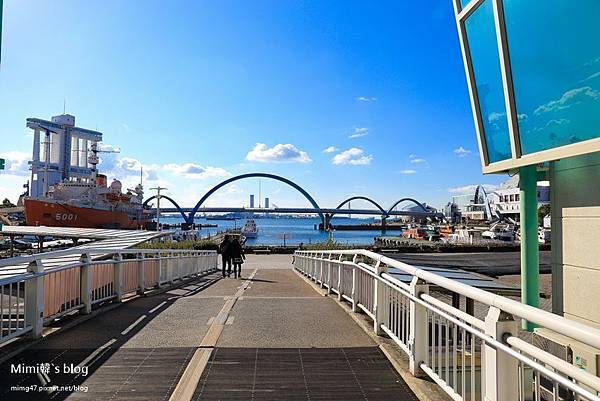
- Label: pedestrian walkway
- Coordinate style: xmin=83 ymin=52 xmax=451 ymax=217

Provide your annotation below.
xmin=0 ymin=255 xmax=418 ymax=401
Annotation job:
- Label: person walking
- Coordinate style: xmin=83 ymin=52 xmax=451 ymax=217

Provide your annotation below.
xmin=230 ymin=237 xmax=245 ymax=279
xmin=219 ymin=235 xmax=232 ymax=278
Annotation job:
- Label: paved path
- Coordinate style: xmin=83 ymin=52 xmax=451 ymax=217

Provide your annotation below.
xmin=0 ymin=255 xmax=417 ymax=401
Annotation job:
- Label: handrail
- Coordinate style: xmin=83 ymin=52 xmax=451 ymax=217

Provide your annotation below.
xmin=507 ymin=336 xmax=600 ymax=391
xmin=0 ymin=247 xmax=216 ymax=267
xmin=294 ymin=249 xmax=600 ymax=401
xmin=296 ymin=249 xmax=600 ymax=351
xmin=0 ymin=248 xmax=218 ymax=285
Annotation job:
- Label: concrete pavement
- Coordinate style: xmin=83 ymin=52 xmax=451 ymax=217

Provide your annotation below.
xmin=0 ymin=255 xmax=419 ymax=401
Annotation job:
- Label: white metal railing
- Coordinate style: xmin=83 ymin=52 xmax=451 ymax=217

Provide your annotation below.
xmin=0 ymin=248 xmax=218 ymax=345
xmin=294 ymin=249 xmax=600 ymax=401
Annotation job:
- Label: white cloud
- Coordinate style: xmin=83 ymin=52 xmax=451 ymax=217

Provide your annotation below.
xmin=357 ymin=96 xmax=377 ymax=102
xmin=100 ymin=156 xmax=161 ymax=186
xmin=454 ymin=146 xmax=472 ymax=157
xmin=348 ymin=127 xmax=369 ymax=139
xmin=534 ymin=86 xmax=600 ymax=114
xmin=331 ymin=148 xmax=373 ymax=165
xmin=488 ymin=111 xmax=527 ymax=122
xmin=580 ymin=71 xmax=600 ymax=82
xmin=488 ymin=111 xmax=504 ymax=122
xmin=546 ymin=118 xmax=570 ymax=127
xmin=99 ymin=143 xmax=121 ymax=152
xmin=163 ymin=163 xmax=230 ymax=179
xmin=409 ymin=154 xmax=426 ymax=164
xmin=0 ymin=151 xmax=30 ymax=176
xmin=323 ymin=146 xmax=337 ymax=153
xmin=454 ymin=146 xmax=471 ymax=157
xmin=246 ymin=143 xmax=311 ymax=163
xmin=399 ymin=169 xmax=417 ymax=174
xmin=448 ymin=184 xmax=500 ymax=194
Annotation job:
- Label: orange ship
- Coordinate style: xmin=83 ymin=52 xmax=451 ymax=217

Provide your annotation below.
xmin=23 ymin=177 xmax=149 ymax=229
xmin=24 ymin=198 xmax=145 ymax=229
xmin=22 ymin=114 xmax=150 ymax=229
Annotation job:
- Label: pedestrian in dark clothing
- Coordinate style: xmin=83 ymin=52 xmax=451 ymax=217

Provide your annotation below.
xmin=230 ymin=238 xmax=245 ymax=279
xmin=219 ymin=235 xmax=232 ymax=277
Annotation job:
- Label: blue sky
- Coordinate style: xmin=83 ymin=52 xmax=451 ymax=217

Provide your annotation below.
xmin=0 ymin=0 xmax=506 ymax=210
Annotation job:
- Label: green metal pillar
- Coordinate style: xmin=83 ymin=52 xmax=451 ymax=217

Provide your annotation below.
xmin=519 ymin=165 xmax=539 ymax=331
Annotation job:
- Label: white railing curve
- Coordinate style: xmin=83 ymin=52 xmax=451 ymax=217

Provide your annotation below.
xmin=0 ymin=247 xmax=218 ymax=345
xmin=293 ymin=249 xmax=600 ymax=401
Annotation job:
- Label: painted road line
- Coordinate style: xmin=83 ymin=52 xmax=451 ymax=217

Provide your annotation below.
xmin=168 ymin=348 xmax=212 ymax=401
xmin=78 ymin=338 xmax=117 ymax=368
xmin=148 ymin=301 xmax=167 ymax=314
xmin=120 ymin=315 xmax=146 ymax=335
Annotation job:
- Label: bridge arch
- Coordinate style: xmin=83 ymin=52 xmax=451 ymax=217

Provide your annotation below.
xmin=143 ymin=194 xmax=190 ymax=222
xmin=188 ymin=173 xmax=325 ymax=223
xmin=331 ymin=196 xmax=386 ymax=217
xmin=387 ymin=198 xmax=428 ymax=215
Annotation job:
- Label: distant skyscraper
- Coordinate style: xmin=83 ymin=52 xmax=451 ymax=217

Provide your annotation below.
xmin=265 ymin=197 xmax=270 ymax=209
xmin=250 ymin=194 xmax=255 ymax=208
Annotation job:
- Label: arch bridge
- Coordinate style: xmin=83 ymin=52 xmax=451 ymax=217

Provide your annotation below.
xmin=143 ymin=172 xmax=439 ymax=230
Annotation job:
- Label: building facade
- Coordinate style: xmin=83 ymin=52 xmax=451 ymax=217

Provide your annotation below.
xmin=452 ymin=0 xmax=600 ymax=338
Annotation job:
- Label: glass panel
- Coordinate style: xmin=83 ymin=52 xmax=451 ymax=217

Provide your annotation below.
xmin=464 ymin=0 xmax=512 ymax=163
xmin=504 ymin=0 xmax=600 ymax=154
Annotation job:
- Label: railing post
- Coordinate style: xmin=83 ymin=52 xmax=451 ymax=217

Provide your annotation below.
xmin=319 ymin=255 xmax=324 ymax=288
xmin=113 ymin=253 xmax=123 ymax=302
xmin=373 ymin=260 xmax=387 ymax=335
xmin=80 ymin=253 xmax=92 ymax=315
xmin=409 ymin=276 xmax=429 ymax=377
xmin=137 ymin=252 xmax=145 ymax=295
xmin=25 ymin=260 xmax=45 ymax=339
xmin=337 ymin=262 xmax=342 ymax=301
xmin=327 ymin=255 xmax=333 ymax=293
xmin=351 ymin=255 xmax=358 ymax=312
xmin=483 ymin=306 xmax=519 ymax=401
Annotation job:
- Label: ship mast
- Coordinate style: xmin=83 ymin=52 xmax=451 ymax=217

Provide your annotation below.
xmin=89 ymin=143 xmax=119 ymax=185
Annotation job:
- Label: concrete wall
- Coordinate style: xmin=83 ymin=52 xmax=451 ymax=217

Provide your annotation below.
xmin=550 ymin=152 xmax=600 ymax=329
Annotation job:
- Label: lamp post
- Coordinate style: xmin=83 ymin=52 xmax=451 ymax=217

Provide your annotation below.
xmin=150 ymin=186 xmax=167 ymax=231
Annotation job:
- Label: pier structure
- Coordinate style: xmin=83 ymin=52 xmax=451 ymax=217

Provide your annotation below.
xmin=1 ymin=245 xmax=600 ymax=400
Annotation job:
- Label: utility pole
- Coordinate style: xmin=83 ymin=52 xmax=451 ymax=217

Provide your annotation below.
xmin=150 ymin=186 xmax=167 ymax=231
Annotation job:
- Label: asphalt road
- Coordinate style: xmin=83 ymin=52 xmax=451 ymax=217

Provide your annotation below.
xmin=387 ymin=250 xmax=551 ymax=276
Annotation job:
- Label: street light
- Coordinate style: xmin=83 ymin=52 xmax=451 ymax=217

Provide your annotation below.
xmin=150 ymin=186 xmax=167 ymax=231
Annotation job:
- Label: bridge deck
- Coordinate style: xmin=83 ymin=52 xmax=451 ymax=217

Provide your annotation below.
xmin=0 ymin=255 xmax=417 ymax=401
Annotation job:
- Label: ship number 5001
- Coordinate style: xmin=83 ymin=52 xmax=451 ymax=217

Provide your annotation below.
xmin=55 ymin=213 xmax=78 ymax=221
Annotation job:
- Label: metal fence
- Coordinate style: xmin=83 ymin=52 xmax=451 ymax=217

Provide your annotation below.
xmin=0 ymin=248 xmax=218 ymax=345
xmin=294 ymin=250 xmax=600 ymax=401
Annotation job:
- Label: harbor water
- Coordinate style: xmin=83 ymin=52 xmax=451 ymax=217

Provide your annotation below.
xmin=161 ymin=216 xmax=400 ymax=246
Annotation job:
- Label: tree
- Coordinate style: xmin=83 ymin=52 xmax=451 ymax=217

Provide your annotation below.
xmin=1 ymin=198 xmax=16 ymax=208
xmin=538 ymin=203 xmax=551 ymax=224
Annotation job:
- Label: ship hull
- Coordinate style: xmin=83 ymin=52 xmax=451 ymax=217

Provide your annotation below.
xmin=24 ymin=198 xmax=147 ymax=229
